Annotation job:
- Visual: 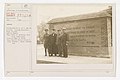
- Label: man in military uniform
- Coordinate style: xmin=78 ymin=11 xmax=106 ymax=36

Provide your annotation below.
xmin=43 ymin=29 xmax=49 ymax=56
xmin=61 ymin=28 xmax=69 ymax=58
xmin=48 ymin=29 xmax=57 ymax=56
xmin=56 ymin=29 xmax=62 ymax=57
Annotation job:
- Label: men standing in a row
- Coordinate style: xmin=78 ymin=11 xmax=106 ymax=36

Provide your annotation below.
xmin=61 ymin=28 xmax=69 ymax=58
xmin=43 ymin=29 xmax=49 ymax=56
xmin=43 ymin=28 xmax=69 ymax=58
xmin=48 ymin=29 xmax=57 ymax=56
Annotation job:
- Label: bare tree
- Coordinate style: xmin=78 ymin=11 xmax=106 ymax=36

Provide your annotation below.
xmin=37 ymin=22 xmax=49 ymax=44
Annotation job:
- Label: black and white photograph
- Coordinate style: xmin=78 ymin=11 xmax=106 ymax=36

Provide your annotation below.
xmin=36 ymin=4 xmax=113 ymax=64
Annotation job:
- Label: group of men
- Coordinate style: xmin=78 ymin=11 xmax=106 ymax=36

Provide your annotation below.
xmin=43 ymin=28 xmax=69 ymax=58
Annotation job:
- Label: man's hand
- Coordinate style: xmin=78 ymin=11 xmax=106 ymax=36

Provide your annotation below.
xmin=66 ymin=41 xmax=69 ymax=45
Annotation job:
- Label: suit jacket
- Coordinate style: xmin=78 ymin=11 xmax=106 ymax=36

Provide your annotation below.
xmin=61 ymin=33 xmax=69 ymax=45
xmin=49 ymin=33 xmax=57 ymax=45
xmin=43 ymin=33 xmax=49 ymax=48
xmin=48 ymin=33 xmax=57 ymax=54
xmin=56 ymin=34 xmax=62 ymax=45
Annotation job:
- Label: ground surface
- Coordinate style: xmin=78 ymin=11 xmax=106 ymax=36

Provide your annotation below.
xmin=37 ymin=44 xmax=112 ymax=64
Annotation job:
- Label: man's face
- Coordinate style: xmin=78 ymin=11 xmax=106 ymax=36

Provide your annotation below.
xmin=57 ymin=30 xmax=61 ymax=34
xmin=62 ymin=29 xmax=66 ymax=33
xmin=45 ymin=31 xmax=48 ymax=34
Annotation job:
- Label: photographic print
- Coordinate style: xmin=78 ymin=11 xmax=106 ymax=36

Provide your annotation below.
xmin=36 ymin=4 xmax=113 ymax=64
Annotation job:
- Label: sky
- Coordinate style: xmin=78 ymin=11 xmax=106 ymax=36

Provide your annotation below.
xmin=32 ymin=4 xmax=112 ymax=25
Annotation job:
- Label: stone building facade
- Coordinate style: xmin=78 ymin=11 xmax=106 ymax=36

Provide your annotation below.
xmin=47 ymin=8 xmax=112 ymax=57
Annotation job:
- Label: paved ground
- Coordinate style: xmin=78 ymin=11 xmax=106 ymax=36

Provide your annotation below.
xmin=37 ymin=44 xmax=112 ymax=64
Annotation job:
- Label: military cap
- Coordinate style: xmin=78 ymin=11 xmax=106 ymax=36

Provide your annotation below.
xmin=57 ymin=29 xmax=61 ymax=31
xmin=52 ymin=28 xmax=56 ymax=31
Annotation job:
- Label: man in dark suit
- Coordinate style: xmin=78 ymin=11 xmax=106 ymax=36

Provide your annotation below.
xmin=61 ymin=27 xmax=69 ymax=58
xmin=43 ymin=29 xmax=49 ymax=56
xmin=56 ymin=29 xmax=62 ymax=57
xmin=48 ymin=29 xmax=57 ymax=56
